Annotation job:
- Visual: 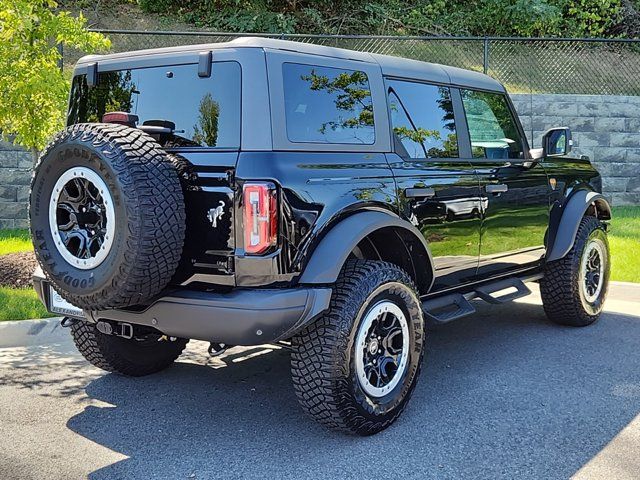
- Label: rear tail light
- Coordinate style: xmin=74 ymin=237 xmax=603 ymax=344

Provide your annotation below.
xmin=243 ymin=182 xmax=278 ymax=255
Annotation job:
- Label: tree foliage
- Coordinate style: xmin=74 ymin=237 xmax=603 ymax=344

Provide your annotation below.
xmin=192 ymin=93 xmax=220 ymax=147
xmin=0 ymin=0 xmax=110 ymax=156
xmin=135 ymin=0 xmax=624 ymax=38
xmin=302 ymin=70 xmax=374 ymax=134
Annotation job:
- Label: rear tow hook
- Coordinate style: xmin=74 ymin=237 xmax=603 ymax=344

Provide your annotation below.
xmin=208 ymin=343 xmax=230 ymax=357
xmin=60 ymin=317 xmax=79 ymax=328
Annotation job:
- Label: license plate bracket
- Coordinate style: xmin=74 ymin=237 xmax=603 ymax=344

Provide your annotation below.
xmin=49 ymin=286 xmax=84 ymax=318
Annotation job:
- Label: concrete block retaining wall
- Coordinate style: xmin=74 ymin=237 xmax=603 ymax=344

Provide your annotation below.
xmin=0 ymin=139 xmax=33 ymax=229
xmin=511 ymin=94 xmax=640 ymax=206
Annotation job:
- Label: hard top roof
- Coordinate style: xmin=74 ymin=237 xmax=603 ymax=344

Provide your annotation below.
xmin=77 ymin=36 xmax=505 ymax=92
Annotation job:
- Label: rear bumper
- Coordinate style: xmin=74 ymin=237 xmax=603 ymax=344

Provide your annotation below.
xmin=33 ymin=272 xmax=332 ymax=345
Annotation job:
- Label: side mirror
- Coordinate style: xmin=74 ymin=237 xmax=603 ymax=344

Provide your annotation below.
xmin=542 ymin=127 xmax=572 ymax=157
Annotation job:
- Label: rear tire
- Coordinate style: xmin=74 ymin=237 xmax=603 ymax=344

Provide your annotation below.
xmin=291 ymin=260 xmax=425 ymax=435
xmin=541 ymin=216 xmax=610 ymax=327
xmin=70 ymin=320 xmax=188 ymax=376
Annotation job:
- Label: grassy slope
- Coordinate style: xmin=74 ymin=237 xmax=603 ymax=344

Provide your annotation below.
xmin=0 ymin=229 xmax=32 ymax=255
xmin=0 ymin=287 xmax=53 ymax=322
xmin=57 ymin=2 xmax=640 ymax=95
xmin=0 ymin=229 xmax=52 ymax=321
xmin=609 ymin=207 xmax=640 ymax=283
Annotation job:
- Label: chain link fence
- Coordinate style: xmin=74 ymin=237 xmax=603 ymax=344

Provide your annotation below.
xmin=61 ymin=30 xmax=640 ymax=95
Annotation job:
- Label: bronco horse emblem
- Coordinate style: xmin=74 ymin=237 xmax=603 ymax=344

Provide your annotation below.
xmin=207 ymin=201 xmax=226 ymax=228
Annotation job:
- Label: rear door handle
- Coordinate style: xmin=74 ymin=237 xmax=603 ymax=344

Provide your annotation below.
xmin=486 ymin=184 xmax=508 ymax=194
xmin=405 ymin=187 xmax=435 ymax=199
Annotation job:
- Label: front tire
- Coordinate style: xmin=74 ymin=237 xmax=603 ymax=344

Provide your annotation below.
xmin=541 ymin=216 xmax=610 ymax=327
xmin=291 ymin=260 xmax=425 ymax=435
xmin=70 ymin=320 xmax=188 ymax=376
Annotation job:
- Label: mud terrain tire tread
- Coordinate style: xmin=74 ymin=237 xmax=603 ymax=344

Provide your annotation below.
xmin=70 ymin=320 xmax=188 ymax=376
xmin=291 ymin=259 xmax=424 ymax=435
xmin=540 ymin=215 xmax=609 ymax=327
xmin=30 ymin=123 xmax=186 ymax=310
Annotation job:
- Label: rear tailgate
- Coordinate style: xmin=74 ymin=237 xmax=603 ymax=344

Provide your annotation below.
xmin=170 ymin=150 xmax=238 ymax=286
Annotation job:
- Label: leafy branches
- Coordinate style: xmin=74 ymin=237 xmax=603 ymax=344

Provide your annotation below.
xmin=302 ymin=69 xmax=374 ymax=134
xmin=135 ymin=0 xmax=625 ymax=38
xmin=0 ymin=0 xmax=110 ymax=157
xmin=192 ymin=93 xmax=220 ymax=147
xmin=393 ymin=126 xmax=440 ymax=144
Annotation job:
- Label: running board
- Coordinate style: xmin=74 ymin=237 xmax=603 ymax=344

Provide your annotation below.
xmin=422 ymin=293 xmax=476 ymax=324
xmin=422 ymin=276 xmax=533 ymax=324
xmin=474 ymin=277 xmax=531 ymax=304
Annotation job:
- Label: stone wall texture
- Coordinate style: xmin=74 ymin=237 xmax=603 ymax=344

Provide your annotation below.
xmin=511 ymin=93 xmax=640 ymax=206
xmin=0 ymin=93 xmax=639 ymax=226
xmin=0 ymin=139 xmax=32 ymax=229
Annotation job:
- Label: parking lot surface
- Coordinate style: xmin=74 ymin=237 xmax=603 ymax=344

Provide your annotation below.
xmin=0 ymin=283 xmax=639 ymax=479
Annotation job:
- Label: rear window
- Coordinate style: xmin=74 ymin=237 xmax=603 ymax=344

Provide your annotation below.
xmin=67 ymin=61 xmax=241 ymax=148
xmin=282 ymin=63 xmax=375 ymax=145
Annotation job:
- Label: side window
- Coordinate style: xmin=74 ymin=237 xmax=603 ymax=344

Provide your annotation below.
xmin=460 ymin=90 xmax=524 ymax=159
xmin=282 ymin=63 xmax=375 ymax=144
xmin=387 ymin=80 xmax=458 ymax=159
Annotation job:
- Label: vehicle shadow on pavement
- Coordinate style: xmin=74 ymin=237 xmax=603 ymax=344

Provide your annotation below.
xmin=66 ymin=301 xmax=640 ymax=479
xmin=0 ymin=342 xmax=96 ymax=398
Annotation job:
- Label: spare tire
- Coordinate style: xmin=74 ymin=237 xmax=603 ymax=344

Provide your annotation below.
xmin=29 ymin=123 xmax=186 ymax=310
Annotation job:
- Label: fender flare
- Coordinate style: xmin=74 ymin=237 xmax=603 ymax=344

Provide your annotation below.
xmin=298 ymin=210 xmax=435 ymax=289
xmin=547 ymin=190 xmax=611 ymax=262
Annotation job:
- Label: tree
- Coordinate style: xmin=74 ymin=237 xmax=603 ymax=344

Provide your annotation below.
xmin=0 ymin=0 xmax=110 ymax=162
xmin=192 ymin=93 xmax=220 ymax=147
xmin=301 ymin=69 xmax=374 ymax=136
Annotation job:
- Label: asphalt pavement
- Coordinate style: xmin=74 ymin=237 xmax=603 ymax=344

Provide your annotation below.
xmin=0 ymin=283 xmax=639 ymax=480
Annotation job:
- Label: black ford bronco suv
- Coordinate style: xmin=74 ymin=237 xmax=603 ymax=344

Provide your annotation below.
xmin=30 ymin=38 xmax=611 ymax=435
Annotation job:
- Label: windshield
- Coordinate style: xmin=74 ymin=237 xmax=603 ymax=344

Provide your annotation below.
xmin=68 ymin=61 xmax=241 ymax=149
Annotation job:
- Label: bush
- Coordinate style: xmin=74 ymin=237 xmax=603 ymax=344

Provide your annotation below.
xmin=133 ymin=0 xmax=624 ymax=37
xmin=137 ymin=0 xmax=175 ymax=14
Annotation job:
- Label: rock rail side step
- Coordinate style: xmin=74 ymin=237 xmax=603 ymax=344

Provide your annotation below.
xmin=422 ymin=276 xmax=534 ymax=324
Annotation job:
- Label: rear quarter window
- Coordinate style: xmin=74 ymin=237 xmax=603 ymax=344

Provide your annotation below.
xmin=67 ymin=61 xmax=241 ymax=149
xmin=282 ymin=63 xmax=375 ymax=145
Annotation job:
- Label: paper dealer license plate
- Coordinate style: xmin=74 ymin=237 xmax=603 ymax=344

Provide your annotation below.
xmin=49 ymin=286 xmax=84 ymax=318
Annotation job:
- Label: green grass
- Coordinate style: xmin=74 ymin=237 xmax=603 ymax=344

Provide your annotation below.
xmin=609 ymin=206 xmax=640 ymax=283
xmin=0 ymin=229 xmax=32 ymax=255
xmin=0 ymin=229 xmax=49 ymax=321
xmin=0 ymin=287 xmax=54 ymax=322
